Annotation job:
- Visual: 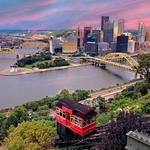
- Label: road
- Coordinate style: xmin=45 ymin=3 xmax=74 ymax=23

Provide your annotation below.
xmin=80 ymin=79 xmax=142 ymax=106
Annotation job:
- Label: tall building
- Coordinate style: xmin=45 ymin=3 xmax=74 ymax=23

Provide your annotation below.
xmin=76 ymin=27 xmax=84 ymax=49
xmin=135 ymin=41 xmax=140 ymax=52
xmin=116 ymin=35 xmax=128 ymax=52
xmin=87 ymin=33 xmax=99 ymax=43
xmin=49 ymin=36 xmax=54 ymax=54
xmin=53 ymin=38 xmax=62 ymax=53
xmin=128 ymin=40 xmax=135 ymax=53
xmin=113 ymin=20 xmax=119 ymax=41
xmin=103 ymin=21 xmax=114 ymax=44
xmin=101 ymin=16 xmax=109 ymax=31
xmin=98 ymin=42 xmax=110 ymax=56
xmin=83 ymin=27 xmax=91 ymax=46
xmin=145 ymin=30 xmax=150 ymax=41
xmin=138 ymin=22 xmax=145 ymax=43
xmin=85 ymin=30 xmax=99 ymax=55
xmin=110 ymin=42 xmax=117 ymax=52
xmin=113 ymin=19 xmax=124 ymax=41
xmin=85 ymin=42 xmax=98 ymax=56
xmin=118 ymin=19 xmax=124 ymax=36
xmin=92 ymin=29 xmax=101 ymax=43
xmin=100 ymin=30 xmax=104 ymax=42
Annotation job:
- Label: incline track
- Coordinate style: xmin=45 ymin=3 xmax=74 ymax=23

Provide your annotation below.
xmin=54 ymin=117 xmax=150 ymax=148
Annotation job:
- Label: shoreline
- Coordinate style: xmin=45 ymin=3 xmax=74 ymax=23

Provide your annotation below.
xmin=0 ymin=63 xmax=91 ymax=76
xmin=0 ymin=78 xmax=142 ymax=112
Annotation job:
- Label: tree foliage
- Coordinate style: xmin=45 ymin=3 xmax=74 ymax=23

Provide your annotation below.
xmin=137 ymin=53 xmax=150 ymax=82
xmin=56 ymin=89 xmax=72 ymax=101
xmin=96 ymin=81 xmax=150 ymax=126
xmin=5 ymin=106 xmax=28 ymax=128
xmin=16 ymin=52 xmax=51 ymax=67
xmin=53 ymin=57 xmax=69 ymax=67
xmin=36 ymin=57 xmax=69 ymax=69
xmin=72 ymin=89 xmax=90 ymax=101
xmin=0 ymin=114 xmax=7 ymax=141
xmin=0 ymin=106 xmax=29 ymax=142
xmin=141 ymin=101 xmax=150 ymax=114
xmin=98 ymin=111 xmax=143 ymax=150
xmin=122 ymin=82 xmax=150 ymax=98
xmin=5 ymin=120 xmax=55 ymax=150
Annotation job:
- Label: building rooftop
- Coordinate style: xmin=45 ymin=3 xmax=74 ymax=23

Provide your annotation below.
xmin=126 ymin=131 xmax=150 ymax=146
xmin=56 ymin=99 xmax=96 ymax=116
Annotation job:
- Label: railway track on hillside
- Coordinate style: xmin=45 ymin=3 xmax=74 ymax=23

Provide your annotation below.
xmin=54 ymin=117 xmax=150 ymax=148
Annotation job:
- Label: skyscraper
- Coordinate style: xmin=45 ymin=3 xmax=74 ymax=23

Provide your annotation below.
xmin=113 ymin=20 xmax=119 ymax=40
xmin=87 ymin=33 xmax=98 ymax=43
xmin=116 ymin=35 xmax=128 ymax=53
xmin=145 ymin=30 xmax=150 ymax=41
xmin=113 ymin=19 xmax=124 ymax=41
xmin=101 ymin=16 xmax=109 ymax=31
xmin=118 ymin=19 xmax=124 ymax=36
xmin=138 ymin=22 xmax=145 ymax=43
xmin=83 ymin=27 xmax=91 ymax=45
xmin=92 ymin=29 xmax=101 ymax=43
xmin=103 ymin=21 xmax=114 ymax=44
xmin=76 ymin=27 xmax=84 ymax=49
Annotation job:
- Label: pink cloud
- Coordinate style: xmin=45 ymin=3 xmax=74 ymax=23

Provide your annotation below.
xmin=0 ymin=6 xmax=72 ymax=25
xmin=70 ymin=0 xmax=150 ymax=29
xmin=0 ymin=0 xmax=59 ymax=25
xmin=0 ymin=0 xmax=150 ymax=29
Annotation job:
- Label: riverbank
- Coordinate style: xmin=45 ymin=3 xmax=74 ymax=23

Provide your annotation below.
xmin=0 ymin=63 xmax=91 ymax=76
xmin=0 ymin=79 xmax=141 ymax=112
xmin=80 ymin=78 xmax=142 ymax=106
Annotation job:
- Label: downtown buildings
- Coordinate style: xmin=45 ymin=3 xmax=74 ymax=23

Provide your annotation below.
xmin=49 ymin=16 xmax=149 ymax=55
xmin=76 ymin=16 xmax=149 ymax=56
xmin=80 ymin=16 xmax=126 ymax=56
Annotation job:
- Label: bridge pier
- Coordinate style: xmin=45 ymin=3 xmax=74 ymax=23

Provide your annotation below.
xmin=16 ymin=54 xmax=19 ymax=59
xmin=100 ymin=63 xmax=106 ymax=69
xmin=92 ymin=61 xmax=106 ymax=69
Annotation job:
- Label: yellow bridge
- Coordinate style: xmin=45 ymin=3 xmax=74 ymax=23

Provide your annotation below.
xmin=85 ymin=53 xmax=139 ymax=72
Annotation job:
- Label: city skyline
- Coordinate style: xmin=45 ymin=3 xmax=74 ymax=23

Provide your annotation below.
xmin=0 ymin=0 xmax=150 ymax=30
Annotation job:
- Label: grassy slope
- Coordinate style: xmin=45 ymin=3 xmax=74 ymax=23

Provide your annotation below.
xmin=96 ymin=92 xmax=150 ymax=126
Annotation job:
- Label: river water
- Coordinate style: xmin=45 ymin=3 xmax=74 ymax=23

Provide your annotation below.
xmin=0 ymin=45 xmax=135 ymax=108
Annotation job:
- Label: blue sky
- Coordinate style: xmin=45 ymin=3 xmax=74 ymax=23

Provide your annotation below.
xmin=0 ymin=0 xmax=150 ymax=30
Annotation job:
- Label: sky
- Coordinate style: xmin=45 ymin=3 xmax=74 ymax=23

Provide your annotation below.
xmin=0 ymin=0 xmax=150 ymax=30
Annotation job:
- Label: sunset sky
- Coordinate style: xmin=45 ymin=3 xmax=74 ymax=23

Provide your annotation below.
xmin=0 ymin=0 xmax=150 ymax=30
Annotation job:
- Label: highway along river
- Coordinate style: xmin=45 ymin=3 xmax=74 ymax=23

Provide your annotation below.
xmin=0 ymin=56 xmax=135 ymax=109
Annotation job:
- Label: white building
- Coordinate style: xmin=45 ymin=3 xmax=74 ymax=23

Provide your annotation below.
xmin=49 ymin=36 xmax=54 ymax=54
xmin=138 ymin=22 xmax=145 ymax=43
xmin=128 ymin=40 xmax=135 ymax=53
xmin=98 ymin=42 xmax=110 ymax=55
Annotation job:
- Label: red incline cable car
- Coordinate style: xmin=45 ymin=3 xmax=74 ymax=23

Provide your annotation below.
xmin=55 ymin=100 xmax=97 ymax=137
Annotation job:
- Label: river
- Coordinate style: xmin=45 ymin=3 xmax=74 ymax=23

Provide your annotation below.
xmin=0 ymin=43 xmax=135 ymax=108
xmin=0 ymin=57 xmax=135 ymax=108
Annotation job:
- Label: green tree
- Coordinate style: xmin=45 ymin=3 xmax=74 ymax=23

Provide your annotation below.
xmin=5 ymin=120 xmax=55 ymax=150
xmin=137 ymin=53 xmax=150 ymax=82
xmin=133 ymin=82 xmax=150 ymax=98
xmin=96 ymin=96 xmax=107 ymax=113
xmin=56 ymin=89 xmax=72 ymax=100
xmin=5 ymin=106 xmax=28 ymax=128
xmin=141 ymin=101 xmax=150 ymax=114
xmin=72 ymin=89 xmax=90 ymax=101
xmin=0 ymin=114 xmax=7 ymax=141
xmin=53 ymin=57 xmax=69 ymax=66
